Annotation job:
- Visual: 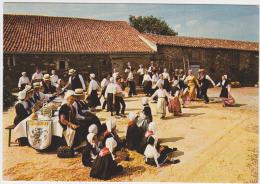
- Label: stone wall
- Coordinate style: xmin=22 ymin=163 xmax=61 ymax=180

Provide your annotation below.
xmin=154 ymin=45 xmax=259 ymax=85
xmin=3 ymin=53 xmax=152 ymax=90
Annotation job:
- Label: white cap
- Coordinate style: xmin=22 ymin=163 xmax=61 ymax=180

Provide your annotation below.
xmin=106 ymin=118 xmax=116 ymax=132
xmin=90 ymin=73 xmax=95 ymax=79
xmin=88 ymin=124 xmax=98 ymax=134
xmin=43 ymin=74 xmax=50 ymax=80
xmin=128 ymin=112 xmax=138 ymax=121
xmin=21 ymin=72 xmax=26 ymax=75
xmin=142 ymin=97 xmax=149 ymax=105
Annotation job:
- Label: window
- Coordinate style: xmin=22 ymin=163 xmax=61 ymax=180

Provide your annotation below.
xmin=56 ymin=59 xmax=68 ymax=70
xmin=7 ymin=56 xmax=16 ymax=67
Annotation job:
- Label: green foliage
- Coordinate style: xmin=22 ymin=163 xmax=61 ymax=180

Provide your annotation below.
xmin=3 ymin=86 xmax=17 ymax=110
xmin=129 ymin=15 xmax=178 ymax=36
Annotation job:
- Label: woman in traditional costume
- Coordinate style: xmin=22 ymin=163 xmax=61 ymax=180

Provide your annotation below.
xmin=59 ymin=90 xmax=88 ymax=147
xmin=90 ymin=137 xmax=123 ymax=180
xmin=216 ymin=75 xmax=235 ymax=107
xmin=105 ymin=77 xmax=115 ymax=116
xmin=82 ymin=133 xmax=101 ymax=167
xmin=87 ymin=73 xmax=101 ymax=111
xmin=142 ymin=70 xmax=152 ymax=96
xmin=150 ymin=83 xmax=172 ymax=119
xmin=184 ymin=69 xmax=200 ymax=101
xmin=126 ymin=112 xmax=143 ymax=151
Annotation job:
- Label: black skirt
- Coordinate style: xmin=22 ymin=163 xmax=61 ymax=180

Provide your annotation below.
xmin=143 ymin=81 xmax=152 ymax=95
xmin=90 ymin=153 xmax=123 ymax=180
xmin=163 ymin=79 xmax=171 ymax=92
xmin=88 ymin=90 xmax=101 ymax=108
xmin=220 ymin=87 xmax=228 ymax=98
xmin=107 ymin=93 xmax=114 ymax=112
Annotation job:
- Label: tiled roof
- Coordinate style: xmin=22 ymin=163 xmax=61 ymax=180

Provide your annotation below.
xmin=4 ymin=14 xmax=153 ymax=54
xmin=142 ymin=33 xmax=259 ymax=52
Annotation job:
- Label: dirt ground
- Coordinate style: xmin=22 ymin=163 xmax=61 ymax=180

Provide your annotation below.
xmin=2 ymin=87 xmax=258 ymax=182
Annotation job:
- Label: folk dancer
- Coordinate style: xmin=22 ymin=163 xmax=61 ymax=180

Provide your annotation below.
xmin=137 ymin=64 xmax=145 ymax=86
xmin=150 ymin=83 xmax=173 ymax=119
xmin=184 ymin=69 xmax=200 ymax=101
xmin=197 ymin=69 xmax=216 ymax=104
xmin=87 ymin=73 xmax=101 ymax=111
xmin=100 ymin=74 xmax=110 ymax=110
xmin=105 ymin=77 xmax=116 ymax=116
xmin=127 ymin=68 xmax=137 ymax=97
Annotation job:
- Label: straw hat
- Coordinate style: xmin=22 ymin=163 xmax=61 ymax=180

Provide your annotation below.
xmin=43 ymin=74 xmax=50 ymax=80
xmin=33 ymin=82 xmax=41 ymax=89
xmin=68 ymin=69 xmax=76 ymax=75
xmin=74 ymin=88 xmax=84 ymax=96
xmin=64 ymin=90 xmax=75 ymax=100
xmin=24 ymin=85 xmax=34 ymax=93
xmin=18 ymin=91 xmax=26 ymax=100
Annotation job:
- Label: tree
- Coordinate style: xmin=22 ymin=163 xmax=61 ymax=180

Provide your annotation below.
xmin=129 ymin=15 xmax=178 ymax=36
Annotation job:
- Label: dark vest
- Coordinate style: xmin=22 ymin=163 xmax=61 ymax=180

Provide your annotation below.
xmin=42 ymin=81 xmax=56 ymax=94
xmin=71 ymin=74 xmax=83 ymax=90
xmin=200 ymin=75 xmax=210 ymax=89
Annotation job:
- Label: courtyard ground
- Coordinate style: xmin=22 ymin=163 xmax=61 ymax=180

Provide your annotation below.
xmin=2 ymin=87 xmax=258 ymax=182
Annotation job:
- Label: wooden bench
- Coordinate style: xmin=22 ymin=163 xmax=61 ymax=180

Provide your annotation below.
xmin=5 ymin=124 xmax=16 ymax=147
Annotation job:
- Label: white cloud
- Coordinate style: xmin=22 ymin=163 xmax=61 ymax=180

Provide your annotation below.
xmin=186 ymin=19 xmax=198 ymax=26
xmin=175 ymin=23 xmax=182 ymax=30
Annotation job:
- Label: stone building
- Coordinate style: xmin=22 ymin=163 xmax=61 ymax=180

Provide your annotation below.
xmin=3 ymin=14 xmax=154 ymax=89
xmin=142 ymin=33 xmax=259 ymax=85
xmin=3 ymin=14 xmax=259 ymax=89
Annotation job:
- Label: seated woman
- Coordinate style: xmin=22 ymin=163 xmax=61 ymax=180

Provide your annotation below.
xmin=41 ymin=74 xmax=57 ymax=95
xmin=144 ymin=136 xmax=179 ymax=168
xmin=90 ymin=137 xmax=123 ymax=180
xmin=82 ymin=133 xmax=101 ymax=167
xmin=103 ymin=119 xmax=126 ymax=151
xmin=58 ymin=90 xmax=88 ymax=147
xmin=126 ymin=112 xmax=143 ymax=151
xmin=73 ymin=88 xmax=101 ymax=132
xmin=13 ymin=90 xmax=32 ymax=126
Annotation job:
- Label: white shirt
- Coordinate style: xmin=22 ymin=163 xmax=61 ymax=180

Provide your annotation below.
xmin=153 ymin=79 xmax=164 ymax=89
xmin=50 ymin=74 xmax=59 ymax=84
xmin=152 ymin=74 xmax=159 ymax=83
xmin=148 ymin=66 xmax=154 ymax=73
xmin=127 ymin=72 xmax=134 ymax=81
xmin=68 ymin=74 xmax=86 ymax=91
xmin=105 ymin=83 xmax=115 ymax=98
xmin=162 ymin=72 xmax=170 ymax=80
xmin=151 ymin=88 xmax=171 ymax=99
xmin=32 ymin=72 xmax=43 ymax=80
xmin=144 ymin=144 xmax=160 ymax=167
xmin=112 ymin=72 xmax=119 ymax=83
xmin=88 ymin=79 xmax=100 ymax=94
xmin=142 ymin=74 xmax=152 ymax=84
xmin=101 ymin=78 xmax=109 ymax=88
xmin=137 ymin=68 xmax=145 ymax=75
xmin=125 ymin=65 xmax=131 ymax=73
xmin=18 ymin=76 xmax=30 ymax=88
xmin=205 ymin=74 xmax=216 ymax=86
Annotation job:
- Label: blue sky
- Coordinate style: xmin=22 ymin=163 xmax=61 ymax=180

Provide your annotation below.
xmin=4 ymin=3 xmax=259 ymax=42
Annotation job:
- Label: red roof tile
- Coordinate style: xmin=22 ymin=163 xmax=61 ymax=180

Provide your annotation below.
xmin=142 ymin=33 xmax=259 ymax=52
xmin=4 ymin=14 xmax=153 ymax=54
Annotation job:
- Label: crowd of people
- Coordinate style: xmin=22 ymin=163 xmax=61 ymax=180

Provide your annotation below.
xmin=13 ymin=61 xmax=236 ymax=180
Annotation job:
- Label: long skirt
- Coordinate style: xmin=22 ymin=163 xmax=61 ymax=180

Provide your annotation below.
xmin=220 ymin=87 xmax=228 ymax=98
xmin=157 ymin=97 xmax=166 ymax=118
xmin=222 ymin=92 xmax=235 ymax=106
xmin=143 ymin=81 xmax=152 ymax=95
xmin=163 ymin=79 xmax=171 ymax=92
xmin=188 ymin=84 xmax=197 ymax=100
xmin=168 ymin=97 xmax=182 ymax=115
xmin=88 ymin=90 xmax=101 ymax=108
xmin=181 ymin=88 xmax=191 ymax=105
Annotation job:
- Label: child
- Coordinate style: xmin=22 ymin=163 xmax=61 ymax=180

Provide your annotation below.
xmin=144 ymin=136 xmax=180 ymax=168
